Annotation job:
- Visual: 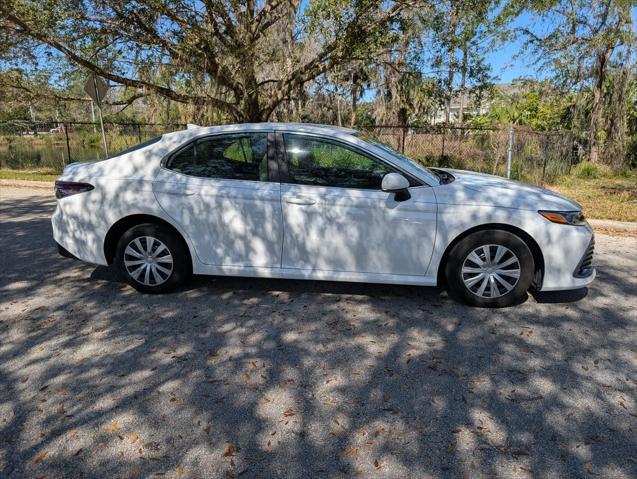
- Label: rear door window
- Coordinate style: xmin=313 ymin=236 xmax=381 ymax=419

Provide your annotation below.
xmin=166 ymin=133 xmax=268 ymax=181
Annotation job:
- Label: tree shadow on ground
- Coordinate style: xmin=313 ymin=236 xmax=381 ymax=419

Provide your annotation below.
xmin=1 ymin=193 xmax=636 ymax=479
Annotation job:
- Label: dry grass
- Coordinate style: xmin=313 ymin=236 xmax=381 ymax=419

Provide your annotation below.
xmin=548 ymin=173 xmax=637 ymax=222
xmin=0 ymin=169 xmax=59 ymax=182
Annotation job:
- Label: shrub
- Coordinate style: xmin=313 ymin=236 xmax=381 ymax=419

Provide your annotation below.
xmin=573 ymin=162 xmax=599 ymax=179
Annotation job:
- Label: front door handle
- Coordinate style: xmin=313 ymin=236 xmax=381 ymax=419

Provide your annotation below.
xmin=156 ymin=190 xmax=195 ymax=196
xmin=285 ymin=195 xmax=316 ymax=205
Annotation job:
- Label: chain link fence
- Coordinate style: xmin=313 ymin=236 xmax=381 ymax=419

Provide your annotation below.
xmin=0 ymin=120 xmax=579 ymax=185
xmin=368 ymin=125 xmax=578 ymax=184
xmin=0 ymin=120 xmax=185 ymax=172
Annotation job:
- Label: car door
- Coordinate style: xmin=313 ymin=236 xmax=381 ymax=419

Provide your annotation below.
xmin=153 ymin=132 xmax=283 ymax=268
xmin=278 ymin=132 xmax=437 ymax=276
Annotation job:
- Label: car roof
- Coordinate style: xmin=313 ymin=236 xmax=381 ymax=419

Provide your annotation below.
xmin=164 ymin=122 xmax=359 ymax=143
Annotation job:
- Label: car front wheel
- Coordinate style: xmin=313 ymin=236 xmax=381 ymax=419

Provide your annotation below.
xmin=445 ymin=230 xmax=534 ymax=308
xmin=115 ymin=223 xmax=190 ymax=294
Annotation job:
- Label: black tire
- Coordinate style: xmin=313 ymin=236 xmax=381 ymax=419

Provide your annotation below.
xmin=444 ymin=230 xmax=534 ymax=308
xmin=114 ymin=223 xmax=191 ymax=294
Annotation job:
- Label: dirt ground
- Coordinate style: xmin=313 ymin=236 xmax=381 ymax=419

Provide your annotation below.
xmin=1 ymin=187 xmax=636 ymax=479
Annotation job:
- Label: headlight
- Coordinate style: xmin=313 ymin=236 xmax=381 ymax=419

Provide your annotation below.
xmin=538 ymin=210 xmax=587 ymax=226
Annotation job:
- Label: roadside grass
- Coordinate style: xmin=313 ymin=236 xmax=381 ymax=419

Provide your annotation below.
xmin=0 ymin=169 xmax=59 ymax=182
xmin=548 ymin=173 xmax=637 ymax=222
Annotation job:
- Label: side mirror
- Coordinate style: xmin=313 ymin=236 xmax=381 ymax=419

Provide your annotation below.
xmin=381 ymin=172 xmax=411 ymax=201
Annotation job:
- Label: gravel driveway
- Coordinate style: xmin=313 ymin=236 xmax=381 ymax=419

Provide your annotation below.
xmin=1 ymin=187 xmax=636 ymax=479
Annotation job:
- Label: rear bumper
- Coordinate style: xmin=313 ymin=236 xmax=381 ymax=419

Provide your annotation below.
xmin=52 ymin=200 xmax=108 ymax=265
xmin=56 ymin=241 xmax=79 ymax=260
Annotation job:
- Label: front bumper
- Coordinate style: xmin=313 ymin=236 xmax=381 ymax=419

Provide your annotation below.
xmin=573 ymin=236 xmax=595 ymax=278
xmin=539 ymin=226 xmax=596 ymax=291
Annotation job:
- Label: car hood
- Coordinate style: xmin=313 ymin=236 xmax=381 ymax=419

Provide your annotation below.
xmin=433 ymin=168 xmax=581 ymax=211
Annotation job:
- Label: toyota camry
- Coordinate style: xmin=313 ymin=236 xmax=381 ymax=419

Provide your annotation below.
xmin=52 ymin=123 xmax=595 ymax=307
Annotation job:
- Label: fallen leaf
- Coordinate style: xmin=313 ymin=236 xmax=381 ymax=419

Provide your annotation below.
xmin=511 ymin=450 xmax=529 ymax=456
xmin=374 ymin=459 xmax=381 ymax=469
xmin=143 ymin=441 xmax=161 ymax=451
xmin=337 ymin=448 xmax=359 ymax=458
xmin=452 ymin=428 xmax=462 ymax=434
xmin=57 ymin=404 xmax=65 ymax=414
xmin=176 ymin=465 xmax=185 ymax=477
xmin=33 ymin=451 xmax=48 ymax=464
xmin=283 ymin=408 xmax=295 ymax=417
xmin=130 ymin=432 xmax=139 ymax=444
xmin=105 ymin=421 xmax=120 ymax=432
xmin=223 ymin=444 xmax=237 ymax=457
xmin=204 ymin=425 xmax=211 ymax=435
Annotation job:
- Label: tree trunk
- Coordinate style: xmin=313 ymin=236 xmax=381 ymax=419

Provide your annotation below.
xmin=589 ymin=48 xmax=612 ymax=163
xmin=444 ymin=54 xmax=454 ymax=124
xmin=444 ymin=5 xmax=457 ymax=124
xmin=457 ymin=41 xmax=468 ymax=126
xmin=350 ymin=72 xmax=359 ymax=128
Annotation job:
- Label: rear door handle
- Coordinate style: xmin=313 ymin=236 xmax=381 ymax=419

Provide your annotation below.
xmin=285 ymin=195 xmax=316 ymax=205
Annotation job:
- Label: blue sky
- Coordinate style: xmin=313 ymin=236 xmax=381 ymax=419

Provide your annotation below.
xmin=487 ymin=13 xmax=538 ymax=83
xmin=488 ymin=7 xmax=637 ymax=83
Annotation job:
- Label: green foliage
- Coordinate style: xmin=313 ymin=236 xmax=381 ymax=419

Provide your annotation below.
xmin=573 ymin=161 xmax=600 ymax=179
xmin=481 ymin=82 xmax=575 ymax=131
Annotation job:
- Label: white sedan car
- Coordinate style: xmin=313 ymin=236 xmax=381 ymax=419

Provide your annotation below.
xmin=52 ymin=123 xmax=595 ymax=307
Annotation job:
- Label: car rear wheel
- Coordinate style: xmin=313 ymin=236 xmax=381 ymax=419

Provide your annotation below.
xmin=445 ymin=230 xmax=534 ymax=307
xmin=115 ymin=223 xmax=190 ymax=293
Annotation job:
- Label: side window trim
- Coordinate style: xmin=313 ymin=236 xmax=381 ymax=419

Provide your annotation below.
xmin=267 ymin=132 xmax=281 ymax=183
xmin=278 ymin=131 xmax=423 ymax=189
xmin=162 ymin=131 xmax=276 ymax=183
xmin=274 ymin=132 xmax=289 ymax=183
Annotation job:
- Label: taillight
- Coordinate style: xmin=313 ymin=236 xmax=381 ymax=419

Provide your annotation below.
xmin=55 ymin=181 xmax=94 ymax=199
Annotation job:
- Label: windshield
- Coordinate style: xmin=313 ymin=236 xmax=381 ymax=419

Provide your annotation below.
xmin=356 ymin=134 xmax=443 ymax=182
